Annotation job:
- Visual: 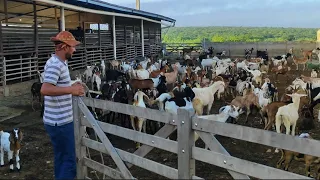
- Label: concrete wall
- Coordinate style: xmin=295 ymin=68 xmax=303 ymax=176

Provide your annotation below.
xmin=203 ymin=41 xmax=317 ymax=58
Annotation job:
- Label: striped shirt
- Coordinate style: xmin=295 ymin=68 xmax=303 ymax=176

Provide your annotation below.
xmin=43 ymin=54 xmax=73 ymax=126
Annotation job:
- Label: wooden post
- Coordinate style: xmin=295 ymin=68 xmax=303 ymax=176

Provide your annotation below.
xmin=112 ymin=16 xmax=116 ymax=60
xmin=73 ymin=97 xmax=88 ymax=179
xmin=141 ymin=20 xmax=144 ymax=57
xmin=177 ymin=108 xmax=195 ymax=179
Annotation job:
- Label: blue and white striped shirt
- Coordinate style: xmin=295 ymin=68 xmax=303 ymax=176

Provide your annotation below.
xmin=42 ymin=54 xmax=73 ymax=126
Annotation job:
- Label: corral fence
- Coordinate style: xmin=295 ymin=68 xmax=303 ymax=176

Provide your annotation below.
xmin=0 ymin=21 xmax=162 ymax=88
xmin=73 ymin=95 xmax=320 ymax=179
xmin=163 ymin=41 xmax=317 ymax=59
xmin=163 ymin=43 xmax=202 ymax=58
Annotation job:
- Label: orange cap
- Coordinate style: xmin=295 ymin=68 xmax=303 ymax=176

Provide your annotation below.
xmin=50 ymin=31 xmax=80 ymax=47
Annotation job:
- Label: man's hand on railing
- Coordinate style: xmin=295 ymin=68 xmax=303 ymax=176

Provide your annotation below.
xmin=71 ymin=82 xmax=85 ymax=96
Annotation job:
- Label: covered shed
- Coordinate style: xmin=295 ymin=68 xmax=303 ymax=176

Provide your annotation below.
xmin=0 ymin=0 xmax=175 ymax=88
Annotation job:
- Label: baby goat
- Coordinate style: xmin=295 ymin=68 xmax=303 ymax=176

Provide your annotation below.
xmin=0 ymin=128 xmax=23 ymax=172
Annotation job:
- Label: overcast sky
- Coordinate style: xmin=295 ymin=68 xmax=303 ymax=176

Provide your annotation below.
xmin=104 ymin=0 xmax=320 ymax=28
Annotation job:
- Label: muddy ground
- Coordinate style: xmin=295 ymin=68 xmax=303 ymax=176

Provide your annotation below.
xmin=0 ymin=60 xmax=320 ymax=179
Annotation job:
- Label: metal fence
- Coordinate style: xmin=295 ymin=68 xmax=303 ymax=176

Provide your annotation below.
xmin=73 ymin=96 xmax=320 ymax=179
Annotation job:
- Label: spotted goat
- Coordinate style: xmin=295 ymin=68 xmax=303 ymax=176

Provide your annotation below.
xmin=0 ymin=128 xmax=23 ymax=172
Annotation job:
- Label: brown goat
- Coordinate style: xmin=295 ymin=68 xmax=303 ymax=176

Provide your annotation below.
xmin=270 ymin=64 xmax=291 ymax=82
xmin=261 ymin=102 xmax=288 ymax=130
xmin=150 ymin=65 xmax=169 ymax=78
xmin=230 ymin=92 xmax=260 ymax=123
xmin=128 ymin=79 xmax=155 ymax=93
xmin=276 ymin=134 xmax=320 ymax=178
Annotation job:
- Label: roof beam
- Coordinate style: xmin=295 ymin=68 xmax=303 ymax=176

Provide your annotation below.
xmin=33 ymin=0 xmax=172 ymax=26
xmin=0 ymin=6 xmax=55 ymax=22
xmin=0 ymin=11 xmax=54 ymax=21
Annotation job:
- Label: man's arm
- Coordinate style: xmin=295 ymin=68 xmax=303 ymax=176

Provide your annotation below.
xmin=40 ymin=64 xmax=72 ymax=96
xmin=41 ymin=83 xmax=72 ymax=96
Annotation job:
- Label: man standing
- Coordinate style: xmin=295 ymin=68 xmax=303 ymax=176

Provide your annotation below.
xmin=40 ymin=31 xmax=85 ymax=180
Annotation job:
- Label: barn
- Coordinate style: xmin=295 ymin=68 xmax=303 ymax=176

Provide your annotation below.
xmin=0 ymin=0 xmax=175 ymax=96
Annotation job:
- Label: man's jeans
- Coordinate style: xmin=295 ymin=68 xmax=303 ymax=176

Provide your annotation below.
xmin=45 ymin=121 xmax=76 ymax=180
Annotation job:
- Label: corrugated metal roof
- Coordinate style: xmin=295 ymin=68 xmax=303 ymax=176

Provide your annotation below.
xmin=63 ymin=0 xmax=176 ymax=23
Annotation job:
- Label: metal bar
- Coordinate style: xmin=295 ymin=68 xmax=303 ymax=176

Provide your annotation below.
xmin=177 ymin=109 xmax=195 ymax=178
xmin=141 ymin=19 xmax=144 ymax=56
xmin=3 ymin=57 xmax=6 ymax=86
xmin=73 ymin=98 xmax=88 ymax=178
xmin=77 ymin=97 xmax=134 ymax=179
xmin=197 ymin=131 xmax=250 ymax=179
xmin=0 ymin=23 xmax=3 ymax=86
xmin=33 ymin=1 xmax=39 ymax=59
xmin=4 ymin=0 xmax=8 ymax=25
xmin=112 ymin=16 xmax=116 ymax=60
xmin=136 ymin=0 xmax=140 ymax=10
xmin=60 ymin=6 xmax=65 ymax=31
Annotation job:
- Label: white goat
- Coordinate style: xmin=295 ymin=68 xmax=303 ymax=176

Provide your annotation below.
xmin=274 ymin=93 xmax=307 ymax=153
xmin=151 ymin=92 xmax=174 ymax=111
xmin=83 ymin=66 xmax=94 ymax=83
xmin=201 ymin=58 xmax=218 ymax=71
xmin=243 ymin=65 xmax=262 ymax=86
xmin=130 ymin=91 xmax=149 ymax=148
xmin=192 ymin=81 xmax=225 ymax=115
xmin=198 ymin=105 xmax=241 ymax=149
xmin=311 ymin=69 xmax=318 ymax=78
xmin=0 ymin=128 xmax=22 ymax=172
xmin=121 ymin=62 xmax=132 ymax=73
xmin=135 ymin=69 xmax=150 ymax=79
xmin=101 ymin=60 xmax=105 ymax=77
xmin=91 ymin=73 xmax=102 ymax=91
xmin=140 ymin=58 xmax=151 ymax=69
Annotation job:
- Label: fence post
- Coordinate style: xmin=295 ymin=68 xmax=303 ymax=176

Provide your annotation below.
xmin=73 ymin=96 xmax=88 ymax=179
xmin=177 ymin=108 xmax=195 ymax=179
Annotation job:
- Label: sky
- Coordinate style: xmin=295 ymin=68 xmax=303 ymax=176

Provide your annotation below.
xmin=104 ymin=0 xmax=320 ymax=28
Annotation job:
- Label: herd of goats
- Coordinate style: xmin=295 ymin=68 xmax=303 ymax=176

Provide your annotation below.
xmin=26 ymin=46 xmax=320 ymax=178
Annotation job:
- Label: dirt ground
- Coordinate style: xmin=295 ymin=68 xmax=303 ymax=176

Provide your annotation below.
xmin=0 ymin=59 xmax=320 ymax=179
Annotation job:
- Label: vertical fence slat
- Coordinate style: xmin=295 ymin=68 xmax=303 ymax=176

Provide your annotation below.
xmin=177 ymin=108 xmax=195 ymax=179
xmin=73 ymin=97 xmax=87 ymax=178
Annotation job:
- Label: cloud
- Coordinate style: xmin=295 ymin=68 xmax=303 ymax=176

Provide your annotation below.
xmin=101 ymin=0 xmax=320 ymax=28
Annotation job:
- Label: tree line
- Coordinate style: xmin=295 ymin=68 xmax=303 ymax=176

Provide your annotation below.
xmin=161 ymin=26 xmax=318 ymax=43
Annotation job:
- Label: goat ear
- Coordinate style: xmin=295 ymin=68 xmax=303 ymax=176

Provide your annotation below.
xmin=142 ymin=92 xmax=149 ymax=101
xmin=133 ymin=92 xmax=139 ymax=101
xmin=9 ymin=131 xmax=14 ymax=143
xmin=18 ymin=130 xmax=23 ymax=141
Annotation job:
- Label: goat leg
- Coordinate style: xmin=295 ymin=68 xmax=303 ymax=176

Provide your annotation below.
xmin=244 ymin=107 xmax=250 ymax=124
xmin=0 ymin=147 xmax=4 ymax=166
xmin=305 ymin=161 xmax=313 ymax=177
xmin=8 ymin=151 xmax=13 ymax=171
xmin=16 ymin=150 xmax=20 ymax=171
